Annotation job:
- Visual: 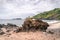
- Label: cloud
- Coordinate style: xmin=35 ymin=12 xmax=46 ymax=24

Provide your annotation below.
xmin=0 ymin=0 xmax=60 ymax=19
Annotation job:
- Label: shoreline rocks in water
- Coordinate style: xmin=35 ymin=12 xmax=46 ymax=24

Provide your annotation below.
xmin=0 ymin=23 xmax=19 ymax=35
xmin=0 ymin=18 xmax=60 ymax=40
xmin=0 ymin=18 xmax=49 ymax=35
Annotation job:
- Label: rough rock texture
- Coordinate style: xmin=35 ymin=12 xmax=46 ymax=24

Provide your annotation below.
xmin=0 ymin=23 xmax=19 ymax=35
xmin=22 ymin=18 xmax=49 ymax=31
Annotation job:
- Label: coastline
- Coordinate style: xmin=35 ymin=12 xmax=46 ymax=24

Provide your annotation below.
xmin=0 ymin=31 xmax=60 ymax=40
xmin=0 ymin=20 xmax=60 ymax=40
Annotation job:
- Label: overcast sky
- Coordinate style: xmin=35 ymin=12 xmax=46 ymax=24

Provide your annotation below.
xmin=0 ymin=0 xmax=60 ymax=19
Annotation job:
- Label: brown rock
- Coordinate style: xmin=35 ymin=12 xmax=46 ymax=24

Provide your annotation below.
xmin=13 ymin=27 xmax=23 ymax=33
xmin=22 ymin=18 xmax=49 ymax=31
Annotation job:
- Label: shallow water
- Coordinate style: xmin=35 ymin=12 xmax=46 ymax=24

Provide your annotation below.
xmin=0 ymin=19 xmax=25 ymax=26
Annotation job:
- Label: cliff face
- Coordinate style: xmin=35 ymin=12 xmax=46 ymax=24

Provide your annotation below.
xmin=33 ymin=8 xmax=60 ymax=20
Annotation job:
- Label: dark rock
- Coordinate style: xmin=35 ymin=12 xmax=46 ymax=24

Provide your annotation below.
xmin=22 ymin=18 xmax=49 ymax=31
xmin=0 ymin=32 xmax=5 ymax=35
xmin=47 ymin=31 xmax=54 ymax=34
xmin=0 ymin=29 xmax=5 ymax=35
xmin=0 ymin=24 xmax=5 ymax=28
xmin=6 ymin=29 xmax=11 ymax=32
xmin=0 ymin=18 xmax=49 ymax=33
xmin=13 ymin=27 xmax=23 ymax=33
xmin=0 ymin=23 xmax=19 ymax=33
xmin=7 ymin=23 xmax=17 ymax=27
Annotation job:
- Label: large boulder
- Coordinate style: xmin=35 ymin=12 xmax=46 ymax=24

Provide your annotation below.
xmin=22 ymin=18 xmax=49 ymax=31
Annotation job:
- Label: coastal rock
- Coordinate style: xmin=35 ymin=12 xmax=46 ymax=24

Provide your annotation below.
xmin=7 ymin=23 xmax=18 ymax=27
xmin=14 ymin=27 xmax=23 ymax=33
xmin=0 ymin=24 xmax=5 ymax=28
xmin=0 ymin=23 xmax=19 ymax=33
xmin=22 ymin=18 xmax=49 ymax=31
xmin=0 ymin=29 xmax=5 ymax=35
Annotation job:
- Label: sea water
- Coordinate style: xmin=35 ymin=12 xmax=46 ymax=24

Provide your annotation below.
xmin=0 ymin=19 xmax=59 ymax=26
xmin=0 ymin=19 xmax=25 ymax=26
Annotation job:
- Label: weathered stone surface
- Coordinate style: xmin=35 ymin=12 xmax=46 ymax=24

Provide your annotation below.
xmin=22 ymin=18 xmax=49 ymax=31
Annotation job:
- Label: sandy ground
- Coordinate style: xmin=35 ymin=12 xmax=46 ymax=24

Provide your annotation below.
xmin=47 ymin=22 xmax=60 ymax=33
xmin=0 ymin=31 xmax=60 ymax=40
xmin=49 ymin=22 xmax=60 ymax=28
xmin=0 ymin=22 xmax=60 ymax=40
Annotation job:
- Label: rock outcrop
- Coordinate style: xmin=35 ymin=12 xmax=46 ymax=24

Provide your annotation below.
xmin=0 ymin=23 xmax=19 ymax=35
xmin=0 ymin=18 xmax=49 ymax=35
xmin=22 ymin=18 xmax=49 ymax=31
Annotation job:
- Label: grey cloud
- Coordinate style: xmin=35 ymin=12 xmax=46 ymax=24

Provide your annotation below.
xmin=0 ymin=0 xmax=60 ymax=19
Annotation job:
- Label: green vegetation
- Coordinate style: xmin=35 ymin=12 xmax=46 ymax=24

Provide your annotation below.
xmin=33 ymin=8 xmax=60 ymax=20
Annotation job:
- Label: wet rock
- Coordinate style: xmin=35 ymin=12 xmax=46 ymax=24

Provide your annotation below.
xmin=22 ymin=18 xmax=49 ymax=31
xmin=7 ymin=23 xmax=18 ymax=27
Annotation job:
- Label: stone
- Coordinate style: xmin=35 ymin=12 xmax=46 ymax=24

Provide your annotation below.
xmin=22 ymin=18 xmax=49 ymax=31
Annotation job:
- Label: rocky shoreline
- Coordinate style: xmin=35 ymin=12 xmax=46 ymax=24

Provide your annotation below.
xmin=0 ymin=18 xmax=49 ymax=35
xmin=0 ymin=23 xmax=19 ymax=35
xmin=0 ymin=18 xmax=60 ymax=40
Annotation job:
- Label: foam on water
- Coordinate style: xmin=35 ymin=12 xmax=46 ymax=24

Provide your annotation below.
xmin=43 ymin=20 xmax=60 ymax=24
